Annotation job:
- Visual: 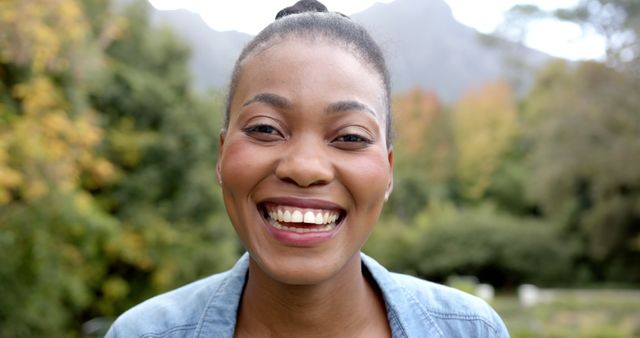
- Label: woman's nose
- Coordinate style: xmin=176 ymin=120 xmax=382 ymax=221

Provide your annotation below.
xmin=274 ymin=137 xmax=334 ymax=187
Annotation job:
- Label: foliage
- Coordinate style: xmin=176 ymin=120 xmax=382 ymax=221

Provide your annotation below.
xmin=506 ymin=0 xmax=640 ymax=74
xmin=0 ymin=1 xmax=117 ymax=336
xmin=372 ymin=57 xmax=640 ymax=289
xmin=87 ymin=0 xmax=240 ymax=319
xmin=386 ymin=88 xmax=453 ymax=220
xmin=368 ymin=204 xmax=572 ymax=288
xmin=0 ymin=0 xmax=238 ymax=336
xmin=523 ymin=60 xmax=640 ymax=282
xmin=452 ymin=81 xmax=518 ymax=201
xmin=554 ymin=0 xmax=640 ymax=72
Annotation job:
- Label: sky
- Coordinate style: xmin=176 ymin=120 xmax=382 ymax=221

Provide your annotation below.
xmin=148 ymin=0 xmax=606 ymax=61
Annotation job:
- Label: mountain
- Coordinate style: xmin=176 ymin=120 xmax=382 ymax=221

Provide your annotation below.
xmin=150 ymin=8 xmax=252 ymax=89
xmin=149 ymin=0 xmax=551 ymax=101
xmin=352 ymin=0 xmax=550 ymax=101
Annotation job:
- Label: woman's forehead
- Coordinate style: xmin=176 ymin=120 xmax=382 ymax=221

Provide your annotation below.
xmin=233 ymin=37 xmax=387 ymax=117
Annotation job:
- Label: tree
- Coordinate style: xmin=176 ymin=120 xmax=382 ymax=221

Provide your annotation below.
xmin=452 ymin=81 xmax=518 ymax=201
xmin=555 ymin=0 xmax=639 ymax=72
xmin=0 ymin=0 xmax=239 ymax=336
xmin=506 ymin=0 xmax=640 ymax=75
xmin=524 ymin=60 xmax=640 ymax=282
xmin=0 ymin=0 xmax=119 ymax=336
xmin=88 ymin=0 xmax=239 ymax=319
xmin=367 ymin=203 xmax=572 ymax=288
xmin=386 ymin=88 xmax=453 ymax=220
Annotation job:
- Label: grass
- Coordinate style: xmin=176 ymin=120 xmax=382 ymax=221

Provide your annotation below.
xmin=492 ymin=290 xmax=640 ymax=338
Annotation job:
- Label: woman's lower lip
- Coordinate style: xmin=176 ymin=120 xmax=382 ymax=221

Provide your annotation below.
xmin=262 ymin=217 xmax=341 ymax=246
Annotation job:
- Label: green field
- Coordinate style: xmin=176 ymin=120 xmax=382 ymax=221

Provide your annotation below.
xmin=493 ymin=290 xmax=640 ymax=338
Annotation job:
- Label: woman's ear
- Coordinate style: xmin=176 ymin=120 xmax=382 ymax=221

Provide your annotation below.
xmin=216 ymin=129 xmax=226 ymax=185
xmin=385 ymin=148 xmax=394 ymax=201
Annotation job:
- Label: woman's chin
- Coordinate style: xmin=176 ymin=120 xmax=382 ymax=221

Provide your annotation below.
xmin=250 ymin=250 xmax=355 ymax=286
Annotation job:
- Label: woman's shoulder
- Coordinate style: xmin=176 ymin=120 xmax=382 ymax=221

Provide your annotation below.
xmin=390 ymin=272 xmax=499 ymax=319
xmin=105 ymin=272 xmax=229 ymax=338
xmin=361 ymin=253 xmax=510 ymax=337
xmin=106 ymin=255 xmax=249 ymax=338
xmin=392 ymin=273 xmax=510 ymax=337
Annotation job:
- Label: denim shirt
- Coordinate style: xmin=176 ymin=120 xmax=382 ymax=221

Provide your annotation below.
xmin=106 ymin=253 xmax=509 ymax=337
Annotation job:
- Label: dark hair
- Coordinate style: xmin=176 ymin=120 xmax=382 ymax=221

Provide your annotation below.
xmin=224 ymin=0 xmax=393 ymax=147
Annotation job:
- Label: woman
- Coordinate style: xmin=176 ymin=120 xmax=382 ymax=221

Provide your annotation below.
xmin=106 ymin=1 xmax=510 ymax=337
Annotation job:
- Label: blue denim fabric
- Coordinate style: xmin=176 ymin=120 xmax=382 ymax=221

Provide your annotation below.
xmin=106 ymin=253 xmax=509 ymax=337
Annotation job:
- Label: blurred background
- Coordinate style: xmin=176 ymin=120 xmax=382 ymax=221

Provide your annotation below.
xmin=0 ymin=0 xmax=638 ymax=337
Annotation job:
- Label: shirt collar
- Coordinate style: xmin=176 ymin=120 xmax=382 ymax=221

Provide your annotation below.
xmin=194 ymin=252 xmax=441 ymax=337
xmin=195 ymin=253 xmax=249 ymax=337
xmin=361 ymin=252 xmax=445 ymax=338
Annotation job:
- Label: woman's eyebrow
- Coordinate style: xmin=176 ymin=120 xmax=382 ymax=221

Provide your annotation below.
xmin=326 ymin=100 xmax=377 ymax=118
xmin=242 ymin=93 xmax=291 ymax=109
xmin=242 ymin=94 xmax=376 ymax=118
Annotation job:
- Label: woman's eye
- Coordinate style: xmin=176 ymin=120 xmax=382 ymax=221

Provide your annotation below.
xmin=333 ymin=134 xmax=373 ymax=148
xmin=337 ymin=134 xmax=366 ymax=143
xmin=245 ymin=124 xmax=278 ymax=134
xmin=242 ymin=124 xmax=284 ymax=140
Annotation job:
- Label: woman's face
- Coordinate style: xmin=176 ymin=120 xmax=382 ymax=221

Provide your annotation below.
xmin=218 ymin=37 xmax=393 ymax=285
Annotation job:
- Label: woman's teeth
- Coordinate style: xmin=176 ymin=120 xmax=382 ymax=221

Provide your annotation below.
xmin=265 ymin=206 xmax=340 ymax=233
xmin=268 ymin=208 xmax=339 ymax=225
xmin=269 ymin=219 xmax=336 ymax=233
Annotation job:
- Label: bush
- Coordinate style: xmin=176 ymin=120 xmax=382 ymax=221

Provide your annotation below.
xmin=366 ymin=203 xmax=573 ymax=288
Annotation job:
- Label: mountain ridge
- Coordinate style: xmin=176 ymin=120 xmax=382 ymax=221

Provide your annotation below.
xmin=149 ymin=0 xmax=551 ymax=101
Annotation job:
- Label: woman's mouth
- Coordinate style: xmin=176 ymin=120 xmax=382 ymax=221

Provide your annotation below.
xmin=259 ymin=203 xmax=344 ymax=234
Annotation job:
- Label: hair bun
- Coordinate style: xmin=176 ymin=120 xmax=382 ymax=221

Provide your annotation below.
xmin=275 ymin=0 xmax=328 ymax=20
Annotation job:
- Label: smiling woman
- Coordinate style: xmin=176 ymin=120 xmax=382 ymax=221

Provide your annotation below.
xmin=106 ymin=1 xmax=510 ymax=337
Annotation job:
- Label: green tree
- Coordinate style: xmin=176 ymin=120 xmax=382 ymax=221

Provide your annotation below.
xmin=0 ymin=0 xmax=238 ymax=336
xmin=386 ymin=88 xmax=454 ymax=220
xmin=452 ymin=81 xmax=518 ymax=201
xmin=367 ymin=203 xmax=572 ymax=288
xmin=0 ymin=0 xmax=119 ymax=336
xmin=554 ymin=0 xmax=639 ymax=72
xmin=506 ymin=0 xmax=640 ymax=74
xmin=88 ymin=0 xmax=239 ymax=318
xmin=524 ymin=60 xmax=640 ymax=282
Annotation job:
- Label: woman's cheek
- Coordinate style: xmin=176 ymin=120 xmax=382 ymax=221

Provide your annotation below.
xmin=221 ymin=140 xmax=265 ymax=188
xmin=341 ymin=152 xmax=390 ymax=207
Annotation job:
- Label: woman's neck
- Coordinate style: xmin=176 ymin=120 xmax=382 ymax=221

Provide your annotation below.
xmin=234 ymin=253 xmax=390 ymax=338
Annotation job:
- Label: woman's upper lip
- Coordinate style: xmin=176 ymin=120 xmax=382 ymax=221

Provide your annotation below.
xmin=259 ymin=197 xmax=344 ymax=211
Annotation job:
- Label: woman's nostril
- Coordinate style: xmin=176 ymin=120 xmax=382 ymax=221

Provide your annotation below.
xmin=275 ymin=157 xmax=333 ymax=187
xmin=278 ymin=173 xmax=330 ymax=188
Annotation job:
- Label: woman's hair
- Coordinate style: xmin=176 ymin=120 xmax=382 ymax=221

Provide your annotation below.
xmin=224 ymin=0 xmax=393 ymax=147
